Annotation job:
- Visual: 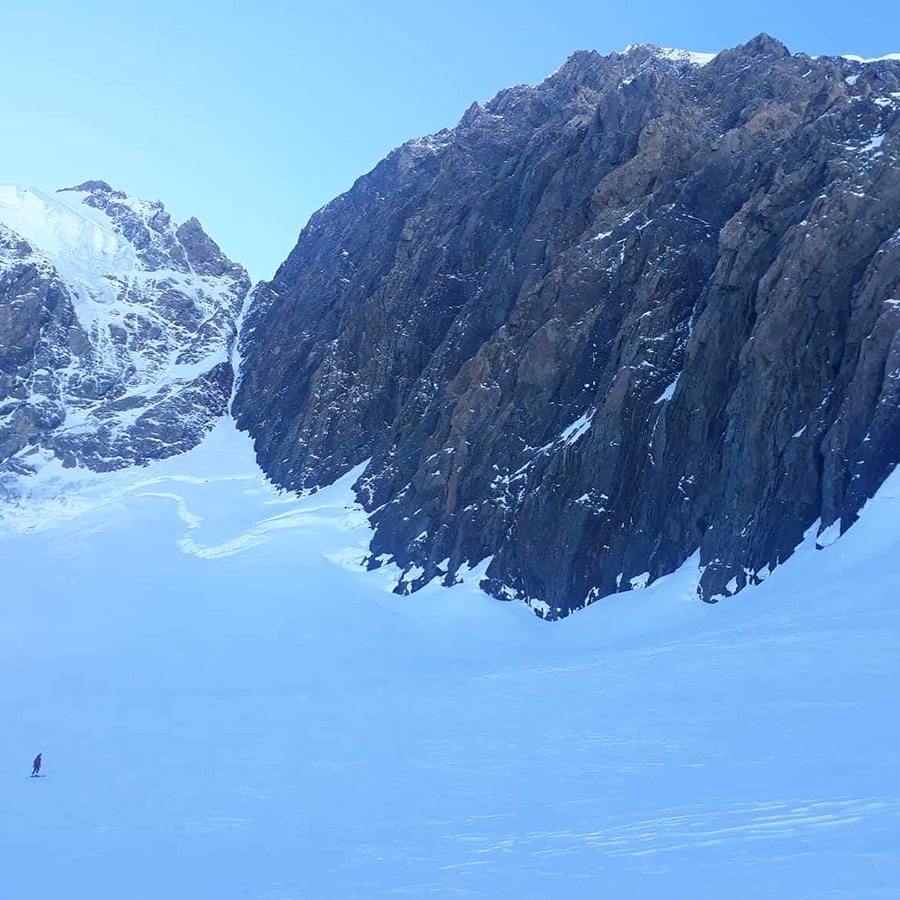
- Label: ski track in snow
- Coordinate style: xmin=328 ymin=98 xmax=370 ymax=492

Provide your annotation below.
xmin=1 ymin=421 xmax=899 ymax=898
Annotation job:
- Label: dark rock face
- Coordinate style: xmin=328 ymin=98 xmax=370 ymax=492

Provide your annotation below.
xmin=235 ymin=36 xmax=900 ymax=617
xmin=0 ymin=182 xmax=249 ymax=490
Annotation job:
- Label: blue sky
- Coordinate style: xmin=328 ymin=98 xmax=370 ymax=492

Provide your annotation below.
xmin=3 ymin=0 xmax=898 ymax=280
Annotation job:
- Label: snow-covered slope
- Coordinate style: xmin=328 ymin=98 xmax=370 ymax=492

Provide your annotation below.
xmin=0 ymin=181 xmax=249 ymax=496
xmin=843 ymin=52 xmax=900 ymax=63
xmin=0 ymin=184 xmax=140 ymax=276
xmin=623 ymin=43 xmax=719 ymax=66
xmin=1 ymin=421 xmax=898 ymax=898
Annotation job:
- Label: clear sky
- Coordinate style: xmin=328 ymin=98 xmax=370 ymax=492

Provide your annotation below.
xmin=2 ymin=0 xmax=898 ymax=280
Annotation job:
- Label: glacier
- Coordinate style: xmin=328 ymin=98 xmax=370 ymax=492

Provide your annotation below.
xmin=1 ymin=420 xmax=898 ymax=898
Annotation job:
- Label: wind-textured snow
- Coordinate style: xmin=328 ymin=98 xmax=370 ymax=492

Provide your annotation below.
xmin=1 ymin=421 xmax=899 ymax=898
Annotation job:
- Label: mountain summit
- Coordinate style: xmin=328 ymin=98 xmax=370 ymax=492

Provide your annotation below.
xmin=235 ymin=36 xmax=900 ymax=616
xmin=0 ymin=182 xmax=249 ymax=494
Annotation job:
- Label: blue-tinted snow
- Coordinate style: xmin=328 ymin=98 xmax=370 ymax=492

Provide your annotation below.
xmin=1 ymin=422 xmax=899 ymax=898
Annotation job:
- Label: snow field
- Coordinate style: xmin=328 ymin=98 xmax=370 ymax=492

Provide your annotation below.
xmin=0 ymin=423 xmax=898 ymax=898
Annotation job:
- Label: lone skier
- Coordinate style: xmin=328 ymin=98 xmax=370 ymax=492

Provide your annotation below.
xmin=31 ymin=753 xmax=41 ymax=777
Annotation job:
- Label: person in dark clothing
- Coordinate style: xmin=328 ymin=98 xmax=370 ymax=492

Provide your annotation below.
xmin=31 ymin=753 xmax=42 ymax=777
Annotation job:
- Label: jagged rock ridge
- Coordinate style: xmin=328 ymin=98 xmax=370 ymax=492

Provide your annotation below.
xmin=0 ymin=181 xmax=249 ymax=493
xmin=235 ymin=35 xmax=900 ymax=617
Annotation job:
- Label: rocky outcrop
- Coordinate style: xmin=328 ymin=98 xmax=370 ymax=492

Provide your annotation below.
xmin=0 ymin=182 xmax=249 ymax=489
xmin=235 ymin=36 xmax=900 ymax=617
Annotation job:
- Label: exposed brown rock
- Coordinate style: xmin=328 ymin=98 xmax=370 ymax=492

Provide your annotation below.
xmin=235 ymin=36 xmax=900 ymax=617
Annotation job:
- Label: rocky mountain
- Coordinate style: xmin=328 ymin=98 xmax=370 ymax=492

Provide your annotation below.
xmin=237 ymin=35 xmax=900 ymax=617
xmin=0 ymin=181 xmax=249 ymax=499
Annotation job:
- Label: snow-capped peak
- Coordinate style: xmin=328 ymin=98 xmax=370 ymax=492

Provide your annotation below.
xmin=0 ymin=183 xmax=139 ymax=279
xmin=0 ymin=180 xmax=251 ymax=487
xmin=624 ymin=43 xmax=718 ymax=67
xmin=843 ymin=52 xmax=900 ymax=63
